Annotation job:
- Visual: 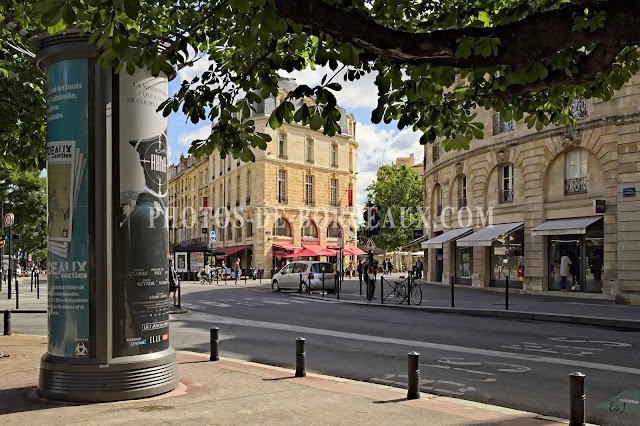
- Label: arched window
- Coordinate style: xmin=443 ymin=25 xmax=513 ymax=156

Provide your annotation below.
xmin=273 ymin=217 xmax=292 ymax=237
xmin=433 ymin=184 xmax=442 ymax=215
xmin=565 ymin=149 xmax=588 ymax=194
xmin=500 ymin=164 xmax=514 ymax=203
xmin=327 ymin=221 xmax=341 ymax=238
xmin=302 ymin=219 xmax=318 ymax=239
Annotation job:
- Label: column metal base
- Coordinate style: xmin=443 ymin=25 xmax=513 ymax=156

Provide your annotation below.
xmin=37 ymin=348 xmax=177 ymax=402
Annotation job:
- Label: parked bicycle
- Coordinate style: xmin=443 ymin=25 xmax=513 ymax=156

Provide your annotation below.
xmin=393 ymin=275 xmax=422 ymax=305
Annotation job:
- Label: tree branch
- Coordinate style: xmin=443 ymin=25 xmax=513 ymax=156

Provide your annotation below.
xmin=273 ymin=0 xmax=640 ymax=69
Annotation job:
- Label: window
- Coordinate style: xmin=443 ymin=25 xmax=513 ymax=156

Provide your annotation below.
xmin=569 ymin=98 xmax=588 ymax=119
xmin=227 ymin=223 xmax=233 ymax=241
xmin=236 ymin=221 xmax=242 ymax=241
xmin=331 ymin=144 xmax=338 ymax=168
xmin=330 ymin=178 xmax=338 ymax=207
xmin=305 ymin=139 xmax=314 ymax=163
xmin=278 ymin=133 xmax=287 ymax=159
xmin=305 ymin=175 xmax=314 ymax=206
xmin=273 ymin=217 xmax=292 ymax=237
xmin=246 ymin=170 xmax=251 ymax=204
xmin=349 ymin=150 xmax=354 ymax=172
xmin=500 ymin=164 xmax=514 ymax=203
xmin=432 ymin=140 xmax=440 ymax=163
xmin=327 ymin=221 xmax=341 ymax=238
xmin=219 ymin=157 xmax=224 ymax=175
xmin=436 ymin=185 xmax=442 ymax=215
xmin=236 ymin=174 xmax=240 ymax=206
xmin=459 ymin=175 xmax=467 ymax=208
xmin=565 ymin=149 xmax=588 ymax=194
xmin=302 ymin=219 xmax=318 ymax=239
xmin=247 ymin=219 xmax=253 ymax=237
xmin=278 ymin=170 xmax=287 ymax=204
xmin=493 ymin=113 xmax=514 ymax=135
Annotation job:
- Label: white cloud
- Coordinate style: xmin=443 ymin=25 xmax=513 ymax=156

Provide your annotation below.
xmin=176 ymin=124 xmax=212 ymax=147
xmin=354 ymin=122 xmax=422 ymax=211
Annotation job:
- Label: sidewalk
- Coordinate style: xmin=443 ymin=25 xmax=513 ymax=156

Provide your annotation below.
xmin=0 ymin=275 xmax=47 ymax=313
xmin=298 ymin=274 xmax=640 ymax=330
xmin=0 ymin=334 xmax=574 ymax=425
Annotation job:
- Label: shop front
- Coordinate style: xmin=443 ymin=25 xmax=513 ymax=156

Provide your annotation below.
xmin=272 ymin=242 xmax=303 ymax=274
xmin=422 ymin=227 xmax=473 ymax=284
xmin=531 ymin=216 xmax=603 ymax=293
xmin=214 ymin=244 xmax=252 ymax=276
xmin=457 ymin=222 xmax=524 ymax=288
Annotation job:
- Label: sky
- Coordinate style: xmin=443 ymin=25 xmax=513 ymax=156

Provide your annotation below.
xmin=168 ymin=62 xmax=424 ymax=208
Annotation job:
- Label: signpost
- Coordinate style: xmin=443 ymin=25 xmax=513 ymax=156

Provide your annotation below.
xmin=3 ymin=214 xmax=14 ymax=300
xmin=364 ymin=238 xmax=377 ymax=251
xmin=210 ymin=230 xmax=216 ymax=241
xmin=4 ymin=213 xmax=14 ymax=227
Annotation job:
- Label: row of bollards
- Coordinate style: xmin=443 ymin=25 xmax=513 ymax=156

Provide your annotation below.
xmin=205 ymin=328 xmax=586 ymax=420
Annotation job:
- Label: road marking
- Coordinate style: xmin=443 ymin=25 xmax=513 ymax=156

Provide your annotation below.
xmin=183 ymin=311 xmax=640 ymax=375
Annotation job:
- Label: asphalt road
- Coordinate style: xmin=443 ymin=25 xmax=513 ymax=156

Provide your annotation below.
xmin=4 ymin=281 xmax=639 ymax=425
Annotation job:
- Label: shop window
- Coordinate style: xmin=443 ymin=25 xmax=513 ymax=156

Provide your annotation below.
xmin=273 ymin=217 xmax=292 ymax=237
xmin=455 ymin=246 xmax=473 ymax=282
xmin=490 ymin=228 xmax=525 ymax=287
xmin=302 ymin=219 xmax=319 ymax=239
xmin=500 ymin=164 xmax=514 ymax=203
xmin=459 ymin=175 xmax=467 ymax=208
xmin=565 ymin=149 xmax=588 ymax=195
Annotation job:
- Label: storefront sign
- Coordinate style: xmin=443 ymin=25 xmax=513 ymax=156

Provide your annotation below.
xmin=623 ymin=187 xmax=636 ymax=198
xmin=113 ymin=68 xmax=170 ymax=357
xmin=46 ymin=58 xmax=91 ymax=358
xmin=593 ymin=199 xmax=606 ymax=214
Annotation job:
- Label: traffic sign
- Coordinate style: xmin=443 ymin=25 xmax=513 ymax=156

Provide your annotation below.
xmin=210 ymin=230 xmax=216 ymax=241
xmin=337 ymin=238 xmax=343 ymax=248
xmin=364 ymin=238 xmax=377 ymax=251
xmin=4 ymin=213 xmax=14 ymax=227
xmin=336 ymin=229 xmax=343 ymax=240
xmin=0 ymin=240 xmax=4 ymax=248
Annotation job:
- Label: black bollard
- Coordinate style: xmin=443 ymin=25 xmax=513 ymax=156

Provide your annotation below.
xmin=450 ymin=275 xmax=455 ymax=308
xmin=210 ymin=327 xmax=219 ymax=361
xmin=36 ymin=272 xmax=40 ymax=299
xmin=299 ymin=273 xmax=303 ymax=293
xmin=322 ymin=272 xmax=325 ymax=298
xmin=569 ymin=372 xmax=586 ymax=426
xmin=15 ymin=274 xmax=18 ymax=310
xmin=31 ymin=271 xmax=33 ymax=292
xmin=295 ymin=337 xmax=306 ymax=377
xmin=505 ymin=275 xmax=509 ymax=310
xmin=3 ymin=310 xmax=11 ymax=336
xmin=407 ymin=351 xmax=420 ymax=399
xmin=177 ymin=284 xmax=181 ymax=308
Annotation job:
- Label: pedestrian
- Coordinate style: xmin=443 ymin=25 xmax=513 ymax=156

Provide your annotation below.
xmin=367 ymin=258 xmax=377 ymax=301
xmin=357 ymin=260 xmax=363 ymax=286
xmin=234 ymin=258 xmax=241 ymax=284
xmin=168 ymin=259 xmax=179 ymax=306
xmin=382 ymin=259 xmax=388 ymax=275
xmin=560 ymin=250 xmax=572 ymax=292
xmin=205 ymin=262 xmax=212 ymax=283
xmin=415 ymin=257 xmax=423 ymax=280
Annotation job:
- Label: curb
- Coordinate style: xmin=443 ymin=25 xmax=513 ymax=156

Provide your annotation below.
xmin=296 ymin=294 xmax=640 ymax=331
xmin=0 ymin=309 xmax=47 ymax=314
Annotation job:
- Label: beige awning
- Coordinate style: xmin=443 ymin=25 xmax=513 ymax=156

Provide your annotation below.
xmin=456 ymin=222 xmax=523 ymax=247
xmin=531 ymin=216 xmax=602 ymax=236
xmin=421 ymin=227 xmax=473 ymax=249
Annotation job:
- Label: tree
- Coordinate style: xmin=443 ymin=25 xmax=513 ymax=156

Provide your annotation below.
xmin=360 ymin=164 xmax=423 ymax=251
xmin=0 ymin=169 xmax=47 ymax=264
xmin=2 ymin=0 xmax=640 ymax=161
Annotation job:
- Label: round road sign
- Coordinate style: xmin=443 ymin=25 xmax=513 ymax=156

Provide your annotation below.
xmin=4 ymin=213 xmax=14 ymax=227
xmin=0 ymin=240 xmax=5 ymax=248
xmin=336 ymin=229 xmax=343 ymax=239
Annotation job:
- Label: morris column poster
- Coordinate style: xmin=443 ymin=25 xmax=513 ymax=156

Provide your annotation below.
xmin=45 ymin=59 xmax=90 ymax=358
xmin=113 ymin=68 xmax=170 ymax=357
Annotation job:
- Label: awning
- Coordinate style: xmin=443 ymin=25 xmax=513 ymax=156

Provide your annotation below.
xmin=284 ymin=245 xmax=335 ymax=258
xmin=531 ymin=216 xmax=602 ymax=236
xmin=456 ymin=222 xmax=523 ymax=247
xmin=405 ymin=234 xmax=430 ymax=248
xmin=273 ymin=242 xmax=303 ymax=251
xmin=421 ymin=227 xmax=473 ymax=249
xmin=214 ymin=245 xmax=251 ymax=259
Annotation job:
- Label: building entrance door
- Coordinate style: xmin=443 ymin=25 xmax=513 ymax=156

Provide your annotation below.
xmin=434 ymin=231 xmax=443 ymax=282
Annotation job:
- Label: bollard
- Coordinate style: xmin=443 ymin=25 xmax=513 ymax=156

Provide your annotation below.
xmin=569 ymin=372 xmax=586 ymax=426
xmin=505 ymin=275 xmax=509 ymax=310
xmin=3 ymin=310 xmax=11 ymax=336
xmin=322 ymin=272 xmax=325 ymax=297
xmin=335 ymin=274 xmax=339 ymax=300
xmin=299 ymin=273 xmax=303 ymax=293
xmin=15 ymin=275 xmax=18 ymax=310
xmin=31 ymin=272 xmax=33 ymax=292
xmin=36 ymin=272 xmax=40 ymax=299
xmin=450 ymin=275 xmax=455 ymax=308
xmin=407 ymin=351 xmax=420 ymax=399
xmin=295 ymin=337 xmax=306 ymax=377
xmin=210 ymin=327 xmax=219 ymax=361
xmin=177 ymin=284 xmax=181 ymax=308
xmin=380 ymin=275 xmax=383 ymax=304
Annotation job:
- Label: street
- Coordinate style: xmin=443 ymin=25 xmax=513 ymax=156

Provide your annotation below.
xmin=3 ymin=278 xmax=639 ymax=425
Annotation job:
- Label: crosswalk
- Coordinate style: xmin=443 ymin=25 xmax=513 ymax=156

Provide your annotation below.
xmin=182 ymin=295 xmax=341 ymax=310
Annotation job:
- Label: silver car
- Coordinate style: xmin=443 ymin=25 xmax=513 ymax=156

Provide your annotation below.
xmin=271 ymin=261 xmax=336 ymax=293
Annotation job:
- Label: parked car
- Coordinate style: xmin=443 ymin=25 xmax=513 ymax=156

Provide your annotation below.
xmin=271 ymin=261 xmax=335 ymax=293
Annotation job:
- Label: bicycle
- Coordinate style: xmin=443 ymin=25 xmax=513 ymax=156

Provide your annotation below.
xmin=393 ymin=276 xmax=422 ymax=305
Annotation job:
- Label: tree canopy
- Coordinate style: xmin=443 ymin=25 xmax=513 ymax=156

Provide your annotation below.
xmin=359 ymin=164 xmax=423 ymax=251
xmin=2 ymin=0 xmax=640 ymax=163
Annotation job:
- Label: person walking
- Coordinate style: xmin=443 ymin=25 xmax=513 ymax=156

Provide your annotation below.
xmin=367 ymin=258 xmax=377 ymax=301
xmin=357 ymin=260 xmax=363 ymax=287
xmin=234 ymin=258 xmax=241 ymax=284
xmin=168 ymin=259 xmax=179 ymax=306
xmin=415 ymin=257 xmax=423 ymax=280
xmin=560 ymin=250 xmax=572 ymax=292
xmin=204 ymin=262 xmax=212 ymax=283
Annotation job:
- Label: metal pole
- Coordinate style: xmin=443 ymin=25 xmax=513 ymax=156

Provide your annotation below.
xmin=295 ymin=337 xmax=306 ymax=377
xmin=380 ymin=275 xmax=383 ymax=304
xmin=7 ymin=227 xmax=11 ymax=300
xmin=322 ymin=271 xmax=325 ymax=297
xmin=37 ymin=271 xmax=40 ymax=299
xmin=209 ymin=327 xmax=219 ymax=361
xmin=407 ymin=274 xmax=411 ymax=305
xmin=3 ymin=310 xmax=10 ymax=335
xmin=450 ymin=275 xmax=455 ymax=308
xmin=359 ymin=267 xmax=362 ymax=296
xmin=15 ymin=271 xmax=18 ymax=310
xmin=505 ymin=275 xmax=509 ymax=310
xmin=31 ymin=270 xmax=33 ymax=292
xmin=407 ymin=351 xmax=420 ymax=399
xmin=177 ymin=284 xmax=181 ymax=308
xmin=569 ymin=372 xmax=586 ymax=426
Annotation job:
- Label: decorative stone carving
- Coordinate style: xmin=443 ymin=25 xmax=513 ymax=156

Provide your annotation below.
xmin=306 ymin=168 xmax=315 ymax=175
xmin=433 ymin=174 xmax=439 ymax=184
xmin=562 ymin=129 xmax=582 ymax=149
xmin=496 ymin=148 xmax=510 ymax=163
xmin=454 ymin=162 xmax=463 ymax=176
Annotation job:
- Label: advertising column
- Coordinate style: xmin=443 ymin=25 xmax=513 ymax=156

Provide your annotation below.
xmin=113 ymin=69 xmax=170 ymax=356
xmin=45 ymin=59 xmax=91 ymax=358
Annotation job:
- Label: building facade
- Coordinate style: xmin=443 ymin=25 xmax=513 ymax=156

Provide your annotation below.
xmin=169 ymin=78 xmax=358 ymax=277
xmin=421 ymin=74 xmax=640 ymax=304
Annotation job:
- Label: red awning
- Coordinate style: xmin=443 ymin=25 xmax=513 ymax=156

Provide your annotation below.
xmin=327 ymin=246 xmax=366 ymax=256
xmin=347 ymin=246 xmax=367 ymax=256
xmin=214 ymin=245 xmax=251 ymax=259
xmin=284 ymin=245 xmax=335 ymax=258
xmin=273 ymin=242 xmax=303 ymax=251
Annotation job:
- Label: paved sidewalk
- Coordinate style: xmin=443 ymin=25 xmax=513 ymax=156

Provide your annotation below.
xmin=0 ymin=334 xmax=575 ymax=425
xmin=0 ymin=275 xmax=47 ymax=312
xmin=296 ymin=275 xmax=640 ymax=330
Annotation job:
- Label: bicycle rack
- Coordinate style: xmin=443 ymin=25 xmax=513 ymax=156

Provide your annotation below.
xmin=380 ymin=276 xmax=404 ymax=304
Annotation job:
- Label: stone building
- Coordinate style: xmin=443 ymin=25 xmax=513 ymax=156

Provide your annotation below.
xmin=421 ymin=74 xmax=640 ymax=304
xmin=395 ymin=153 xmax=424 ymax=177
xmin=169 ymin=78 xmax=359 ymax=277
